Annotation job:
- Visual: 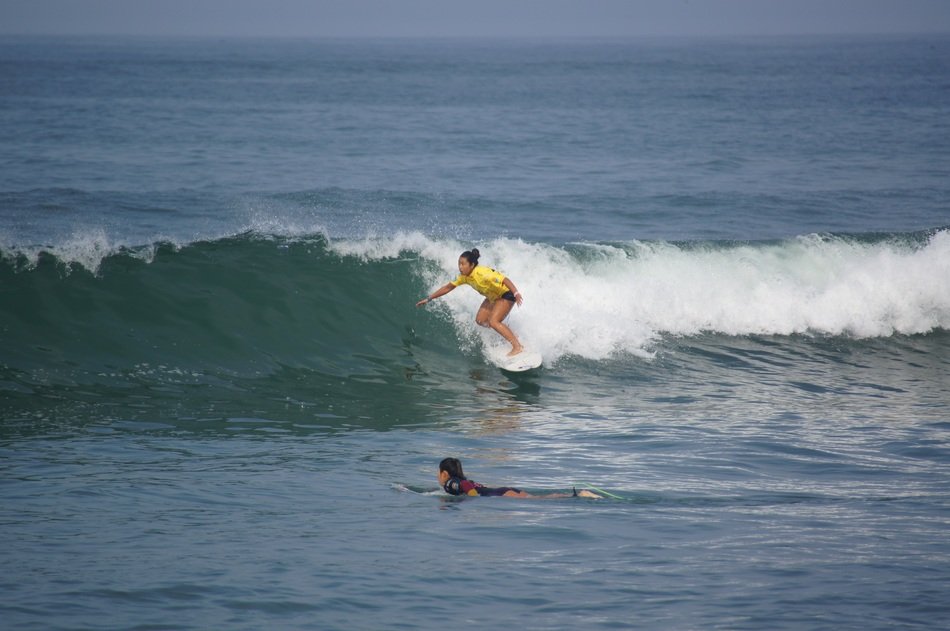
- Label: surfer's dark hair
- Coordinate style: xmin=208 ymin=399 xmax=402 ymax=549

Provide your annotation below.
xmin=439 ymin=457 xmax=467 ymax=480
xmin=460 ymin=249 xmax=480 ymax=266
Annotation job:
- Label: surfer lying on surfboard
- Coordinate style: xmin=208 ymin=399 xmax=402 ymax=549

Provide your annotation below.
xmin=438 ymin=457 xmax=602 ymax=499
xmin=416 ymin=248 xmax=524 ymax=357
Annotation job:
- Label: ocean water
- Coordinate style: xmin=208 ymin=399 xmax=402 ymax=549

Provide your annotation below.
xmin=2 ymin=34 xmax=950 ymax=630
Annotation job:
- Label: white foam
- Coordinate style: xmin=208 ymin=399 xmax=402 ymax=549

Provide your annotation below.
xmin=1 ymin=229 xmax=167 ymax=275
xmin=343 ymin=230 xmax=950 ymax=362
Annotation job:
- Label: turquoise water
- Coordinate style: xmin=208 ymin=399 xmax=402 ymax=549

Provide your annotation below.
xmin=2 ymin=35 xmax=950 ymax=629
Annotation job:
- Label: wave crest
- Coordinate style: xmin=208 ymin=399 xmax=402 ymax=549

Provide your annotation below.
xmin=2 ymin=229 xmax=947 ymax=374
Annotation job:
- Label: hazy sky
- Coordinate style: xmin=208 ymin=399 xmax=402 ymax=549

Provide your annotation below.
xmin=2 ymin=0 xmax=950 ymax=38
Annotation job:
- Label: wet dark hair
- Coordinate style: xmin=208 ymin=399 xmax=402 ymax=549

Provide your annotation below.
xmin=439 ymin=457 xmax=466 ymax=480
xmin=460 ymin=248 xmax=480 ymax=266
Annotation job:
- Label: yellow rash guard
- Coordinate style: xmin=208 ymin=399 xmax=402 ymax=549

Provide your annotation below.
xmin=452 ymin=265 xmax=509 ymax=301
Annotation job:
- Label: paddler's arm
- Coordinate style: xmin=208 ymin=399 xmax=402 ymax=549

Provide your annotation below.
xmin=416 ymin=283 xmax=456 ymax=307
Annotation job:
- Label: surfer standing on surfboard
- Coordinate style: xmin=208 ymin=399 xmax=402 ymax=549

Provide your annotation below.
xmin=416 ymin=248 xmax=524 ymax=357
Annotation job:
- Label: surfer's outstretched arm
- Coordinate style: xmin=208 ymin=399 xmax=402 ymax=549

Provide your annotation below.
xmin=416 ymin=283 xmax=455 ymax=307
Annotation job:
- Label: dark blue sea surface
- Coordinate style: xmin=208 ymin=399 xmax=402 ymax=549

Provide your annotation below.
xmin=1 ymin=35 xmax=949 ymax=630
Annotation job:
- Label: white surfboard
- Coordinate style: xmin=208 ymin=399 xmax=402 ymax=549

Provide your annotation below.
xmin=495 ymin=349 xmax=543 ymax=372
